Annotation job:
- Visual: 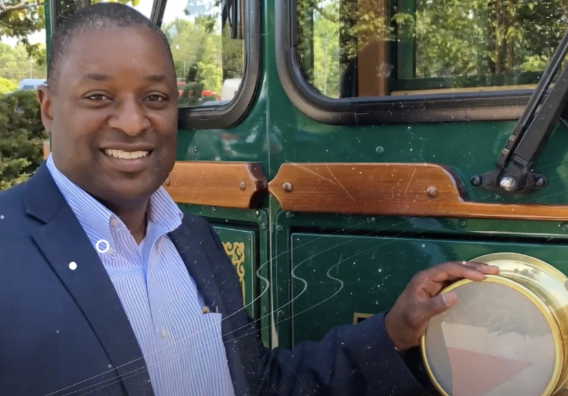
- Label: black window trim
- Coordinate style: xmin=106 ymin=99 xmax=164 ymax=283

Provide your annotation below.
xmin=275 ymin=0 xmax=543 ymax=125
xmin=155 ymin=0 xmax=261 ymax=130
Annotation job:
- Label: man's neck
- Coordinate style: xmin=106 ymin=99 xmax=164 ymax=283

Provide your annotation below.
xmin=103 ymin=199 xmax=149 ymax=244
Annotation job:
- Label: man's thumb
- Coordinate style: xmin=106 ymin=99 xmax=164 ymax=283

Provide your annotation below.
xmin=419 ymin=291 xmax=458 ymax=321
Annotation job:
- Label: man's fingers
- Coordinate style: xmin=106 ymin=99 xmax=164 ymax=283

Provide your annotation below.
xmin=410 ymin=291 xmax=458 ymax=325
xmin=460 ymin=261 xmax=500 ymax=275
xmin=425 ymin=261 xmax=499 ymax=283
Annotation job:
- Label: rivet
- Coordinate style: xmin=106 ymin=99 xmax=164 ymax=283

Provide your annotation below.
xmin=560 ymin=223 xmax=568 ymax=232
xmin=239 ymin=181 xmax=246 ymax=191
xmin=212 ymin=207 xmax=217 ymax=212
xmin=458 ymin=219 xmax=467 ymax=228
xmin=283 ymin=182 xmax=293 ymax=192
xmin=470 ymin=175 xmax=482 ymax=186
xmin=286 ymin=211 xmax=294 ymax=218
xmin=164 ymin=178 xmax=170 ymax=186
xmin=426 ymin=186 xmax=437 ymax=197
xmin=375 ymin=146 xmax=384 ymax=154
xmin=276 ymin=225 xmax=283 ymax=232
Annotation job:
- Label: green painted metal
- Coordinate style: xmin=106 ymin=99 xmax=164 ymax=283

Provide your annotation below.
xmin=289 ymin=233 xmax=568 ymax=345
xmin=174 ymin=0 xmax=568 ymax=350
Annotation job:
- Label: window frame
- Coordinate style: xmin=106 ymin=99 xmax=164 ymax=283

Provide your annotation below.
xmin=275 ymin=0 xmax=540 ymax=125
xmin=48 ymin=0 xmax=261 ymax=130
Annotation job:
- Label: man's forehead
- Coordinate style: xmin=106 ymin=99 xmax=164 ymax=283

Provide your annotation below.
xmin=61 ymin=27 xmax=174 ymax=79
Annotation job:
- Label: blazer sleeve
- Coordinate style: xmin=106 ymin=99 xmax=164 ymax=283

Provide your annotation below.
xmin=205 ymin=222 xmax=426 ymax=396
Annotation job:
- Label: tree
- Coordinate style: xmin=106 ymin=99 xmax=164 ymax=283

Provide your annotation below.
xmin=0 ymin=77 xmax=17 ymax=94
xmin=0 ymin=41 xmax=47 ymax=84
xmin=0 ymin=90 xmax=47 ymax=191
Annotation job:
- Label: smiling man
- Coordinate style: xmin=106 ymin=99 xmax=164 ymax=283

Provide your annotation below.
xmin=0 ymin=3 xmax=498 ymax=396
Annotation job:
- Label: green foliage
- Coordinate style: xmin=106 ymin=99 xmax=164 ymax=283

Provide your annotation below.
xmin=0 ymin=0 xmax=46 ymax=63
xmin=0 ymin=41 xmax=47 ymax=84
xmin=0 ymin=90 xmax=47 ymax=191
xmin=163 ymin=15 xmax=241 ymax=96
xmin=0 ymin=77 xmax=17 ymax=94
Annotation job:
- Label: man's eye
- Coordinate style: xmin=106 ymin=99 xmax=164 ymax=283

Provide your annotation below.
xmin=145 ymin=94 xmax=165 ymax=102
xmin=86 ymin=94 xmax=110 ymax=101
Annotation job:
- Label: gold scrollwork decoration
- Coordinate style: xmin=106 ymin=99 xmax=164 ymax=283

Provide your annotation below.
xmin=223 ymin=242 xmax=246 ymax=302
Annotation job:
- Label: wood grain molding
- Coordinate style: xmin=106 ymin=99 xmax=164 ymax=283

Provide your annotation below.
xmin=268 ymin=162 xmax=568 ymax=221
xmin=163 ymin=161 xmax=267 ymax=209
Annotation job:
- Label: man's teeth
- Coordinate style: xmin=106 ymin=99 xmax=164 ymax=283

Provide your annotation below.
xmin=104 ymin=149 xmax=149 ymax=159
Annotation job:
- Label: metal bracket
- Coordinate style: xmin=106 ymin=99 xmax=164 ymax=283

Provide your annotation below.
xmin=471 ymin=27 xmax=568 ymax=194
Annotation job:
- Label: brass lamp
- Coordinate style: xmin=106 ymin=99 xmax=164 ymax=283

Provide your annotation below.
xmin=421 ymin=253 xmax=568 ymax=396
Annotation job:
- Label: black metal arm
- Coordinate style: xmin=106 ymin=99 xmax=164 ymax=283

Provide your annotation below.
xmin=471 ymin=27 xmax=568 ymax=194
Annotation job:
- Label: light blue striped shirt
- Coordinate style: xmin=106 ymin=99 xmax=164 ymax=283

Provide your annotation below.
xmin=46 ymin=155 xmax=235 ymax=396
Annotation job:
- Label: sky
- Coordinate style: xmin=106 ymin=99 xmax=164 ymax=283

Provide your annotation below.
xmin=2 ymin=0 xmax=216 ymax=48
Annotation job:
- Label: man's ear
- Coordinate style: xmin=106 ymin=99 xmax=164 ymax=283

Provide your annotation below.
xmin=37 ymin=85 xmax=53 ymax=134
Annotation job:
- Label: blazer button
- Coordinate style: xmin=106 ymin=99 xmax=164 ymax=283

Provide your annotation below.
xmin=161 ymin=329 xmax=168 ymax=338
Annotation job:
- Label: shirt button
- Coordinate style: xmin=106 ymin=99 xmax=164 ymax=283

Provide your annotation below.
xmin=110 ymin=217 xmax=119 ymax=227
xmin=161 ymin=329 xmax=168 ymax=338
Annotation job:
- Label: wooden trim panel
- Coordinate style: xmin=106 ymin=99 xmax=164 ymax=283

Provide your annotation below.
xmin=164 ymin=161 xmax=267 ymax=209
xmin=269 ymin=163 xmax=568 ymax=221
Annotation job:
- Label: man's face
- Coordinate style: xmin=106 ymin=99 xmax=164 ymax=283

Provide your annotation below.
xmin=38 ymin=26 xmax=178 ymax=205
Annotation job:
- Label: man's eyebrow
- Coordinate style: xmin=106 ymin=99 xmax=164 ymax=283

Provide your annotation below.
xmin=81 ymin=73 xmax=112 ymax=81
xmin=145 ymin=74 xmax=167 ymax=82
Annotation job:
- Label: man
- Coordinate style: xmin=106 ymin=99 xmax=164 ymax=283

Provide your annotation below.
xmin=0 ymin=3 xmax=498 ymax=396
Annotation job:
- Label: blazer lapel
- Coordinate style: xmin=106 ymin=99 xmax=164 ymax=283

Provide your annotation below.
xmin=169 ymin=223 xmax=252 ymax=396
xmin=25 ymin=164 xmax=154 ymax=396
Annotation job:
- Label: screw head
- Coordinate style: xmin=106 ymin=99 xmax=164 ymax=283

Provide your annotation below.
xmin=426 ymin=186 xmax=438 ymax=197
xmin=458 ymin=219 xmax=467 ymax=228
xmin=560 ymin=223 xmax=568 ymax=232
xmin=212 ymin=207 xmax=217 ymax=212
xmin=534 ymin=177 xmax=546 ymax=188
xmin=276 ymin=225 xmax=283 ymax=232
xmin=470 ymin=175 xmax=482 ymax=186
xmin=375 ymin=146 xmax=384 ymax=154
xmin=283 ymin=182 xmax=293 ymax=192
xmin=500 ymin=177 xmax=516 ymax=191
xmin=286 ymin=212 xmax=294 ymax=218
xmin=239 ymin=181 xmax=246 ymax=191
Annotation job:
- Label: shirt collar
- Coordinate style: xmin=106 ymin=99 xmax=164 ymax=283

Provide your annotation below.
xmin=46 ymin=154 xmax=183 ymax=247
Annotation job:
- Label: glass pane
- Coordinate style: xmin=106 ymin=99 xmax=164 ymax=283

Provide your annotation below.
xmin=161 ymin=0 xmax=245 ymax=108
xmin=424 ymin=281 xmax=558 ymax=396
xmin=295 ymin=0 xmax=566 ymax=99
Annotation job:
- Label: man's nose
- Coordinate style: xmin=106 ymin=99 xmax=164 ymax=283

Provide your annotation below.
xmin=108 ymin=96 xmax=151 ymax=136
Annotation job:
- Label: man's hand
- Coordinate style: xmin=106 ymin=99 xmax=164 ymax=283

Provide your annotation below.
xmin=384 ymin=261 xmax=499 ymax=352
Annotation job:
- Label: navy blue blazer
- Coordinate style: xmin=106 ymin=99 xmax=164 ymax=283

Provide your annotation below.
xmin=0 ymin=163 xmax=426 ymax=396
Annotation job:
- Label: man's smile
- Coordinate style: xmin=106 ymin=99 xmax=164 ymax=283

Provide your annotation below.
xmin=100 ymin=148 xmax=154 ymax=172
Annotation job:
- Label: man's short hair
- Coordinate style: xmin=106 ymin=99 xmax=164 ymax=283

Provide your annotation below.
xmin=47 ymin=2 xmax=173 ymax=91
